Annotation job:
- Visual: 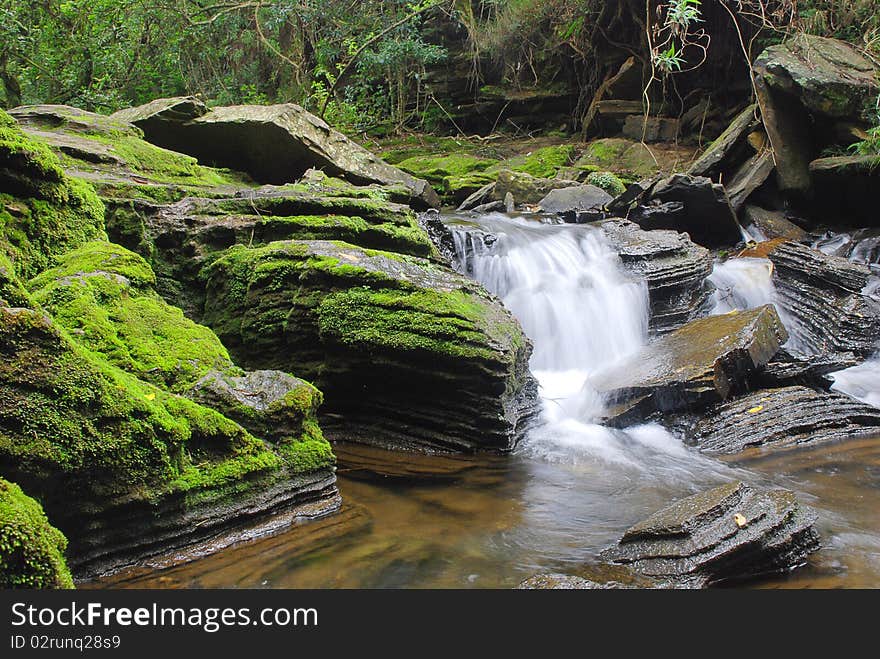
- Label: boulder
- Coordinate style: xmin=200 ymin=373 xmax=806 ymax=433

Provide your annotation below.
xmin=594 ymin=305 xmax=788 ymax=426
xmin=493 ymin=169 xmax=578 ymax=205
xmin=456 ymin=181 xmax=496 ymax=211
xmin=692 ymin=386 xmax=880 ymax=455
xmin=757 ymin=349 xmax=859 ymax=390
xmin=111 ymin=96 xmax=208 ymax=147
xmin=809 ymin=155 xmax=880 ymax=226
xmin=575 ymin=138 xmax=696 ymax=181
xmin=537 ymin=184 xmax=612 ymax=215
xmin=725 ymin=149 xmax=775 ymax=211
xmin=622 ymin=115 xmax=679 ymax=143
xmin=741 ymin=205 xmax=808 ymax=242
xmin=600 ymin=481 xmax=820 ymax=588
xmin=598 ymin=219 xmax=714 ymax=332
xmin=107 ymin=100 xmax=440 ymax=208
xmin=688 ymin=105 xmax=760 ymax=178
xmin=630 ymin=174 xmax=742 ymax=248
xmin=200 ymin=239 xmax=538 ymax=453
xmin=768 ymin=241 xmax=880 ymax=358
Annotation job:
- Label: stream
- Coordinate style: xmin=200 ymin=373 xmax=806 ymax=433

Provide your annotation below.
xmin=93 ymin=214 xmax=880 ymax=589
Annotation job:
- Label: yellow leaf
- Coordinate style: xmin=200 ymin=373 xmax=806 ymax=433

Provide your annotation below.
xmin=747 ymin=405 xmax=763 ymax=414
xmin=734 ymin=513 xmax=747 ymax=528
xmin=144 ymin=393 xmax=156 ymax=401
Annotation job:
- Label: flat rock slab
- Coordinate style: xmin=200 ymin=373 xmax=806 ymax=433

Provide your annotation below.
xmin=595 ymin=305 xmax=788 ymax=426
xmin=598 ymin=219 xmax=713 ymax=332
xmin=688 ymin=105 xmax=760 ymax=178
xmin=537 ymin=184 xmax=612 ymax=214
xmin=693 ymin=386 xmax=880 ymax=455
xmin=600 ymin=481 xmax=820 ymax=587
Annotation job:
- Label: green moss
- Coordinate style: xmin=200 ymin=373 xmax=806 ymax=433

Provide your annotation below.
xmin=0 ymin=478 xmax=74 ymax=589
xmin=0 ymin=118 xmax=106 ymax=279
xmin=492 ymin=145 xmax=575 ymax=179
xmin=396 ymin=154 xmax=499 ymax=193
xmin=278 ymin=436 xmax=335 ymax=473
xmin=28 ymin=241 xmax=236 ymax=393
xmin=586 ymin=171 xmax=627 ymax=197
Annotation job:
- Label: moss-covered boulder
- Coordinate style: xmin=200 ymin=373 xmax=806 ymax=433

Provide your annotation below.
xmin=396 ymin=154 xmax=498 ymax=203
xmin=575 ymin=138 xmax=694 ymax=182
xmin=201 ymin=239 xmax=537 ymax=452
xmin=0 ymin=304 xmax=337 ymax=577
xmin=0 ymin=108 xmax=105 ymax=280
xmin=0 ymin=478 xmax=74 ymax=589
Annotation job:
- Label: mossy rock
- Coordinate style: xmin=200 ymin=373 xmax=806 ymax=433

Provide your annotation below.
xmin=490 ymin=145 xmax=575 ymax=179
xmin=0 ymin=478 xmax=74 ymax=589
xmin=396 ymin=154 xmax=499 ymax=199
xmin=576 ymin=139 xmax=678 ymax=182
xmin=0 ymin=109 xmax=106 ymax=280
xmin=200 ymin=239 xmax=537 ymax=452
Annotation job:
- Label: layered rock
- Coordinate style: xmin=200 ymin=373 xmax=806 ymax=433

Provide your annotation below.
xmin=599 ymin=482 xmax=820 ymax=587
xmin=768 ymin=241 xmax=880 ymax=358
xmin=201 ymin=239 xmax=537 ymax=452
xmin=594 ymin=305 xmax=787 ymax=426
xmin=598 ymin=219 xmax=713 ymax=332
xmin=110 ymin=99 xmax=440 ymax=208
xmin=692 ymin=386 xmax=880 ymax=455
xmin=0 ymin=478 xmax=74 ymax=589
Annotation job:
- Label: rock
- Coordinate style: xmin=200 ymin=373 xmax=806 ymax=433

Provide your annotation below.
xmin=111 ymin=96 xmax=208 ymax=148
xmin=809 ymin=155 xmax=880 ymax=225
xmin=598 ymin=219 xmax=714 ymax=332
xmin=622 ymin=115 xmax=679 ymax=143
xmin=457 ymin=182 xmax=496 ymax=211
xmin=600 ymin=481 xmax=820 ymax=587
xmin=10 ymin=104 xmax=141 ymax=138
xmin=741 ymin=205 xmax=808 ymax=242
xmin=107 ymin=100 xmax=440 ymax=209
xmin=0 ymin=478 xmax=74 ymax=589
xmin=0 ymin=305 xmax=338 ymax=578
xmin=576 ymin=138 xmax=696 ymax=181
xmin=768 ymin=241 xmax=880 ymax=358
xmin=537 ymin=184 xmax=612 ymax=214
xmin=631 ymin=174 xmax=742 ymax=248
xmin=504 ymin=191 xmax=515 ymax=213
xmin=688 ymin=105 xmax=760 ymax=178
xmin=594 ymin=305 xmax=788 ymax=426
xmin=693 ymin=386 xmax=880 ymax=455
xmin=471 ymin=200 xmax=506 ymax=214
xmin=725 ymin=149 xmax=775 ymax=211
xmin=517 ymin=573 xmax=635 ymax=589
xmin=757 ymin=349 xmax=860 ymax=390
xmin=493 ymin=169 xmax=578 ymax=205
xmin=393 ymin=153 xmax=498 ymax=204
xmin=755 ymin=35 xmax=879 ymax=123
xmin=201 ymin=239 xmax=538 ymax=453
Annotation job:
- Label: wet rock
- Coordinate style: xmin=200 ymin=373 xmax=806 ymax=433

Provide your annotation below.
xmin=106 ymin=100 xmax=440 ymax=209
xmin=768 ymin=241 xmax=880 ymax=358
xmin=693 ymin=386 xmax=880 ymax=455
xmin=598 ymin=219 xmax=713 ymax=332
xmin=537 ymin=184 xmax=612 ymax=215
xmin=493 ymin=169 xmax=578 ymax=205
xmin=688 ymin=105 xmax=760 ymax=178
xmin=600 ymin=481 xmax=820 ymax=587
xmin=726 ymin=149 xmax=775 ymax=211
xmin=631 ymin=174 xmax=742 ymax=248
xmin=201 ymin=239 xmax=538 ymax=453
xmin=594 ymin=305 xmax=787 ymax=426
xmin=456 ymin=182 xmax=496 ymax=211
xmin=471 ymin=200 xmax=506 ymax=214
xmin=757 ymin=349 xmax=860 ymax=390
xmin=517 ymin=573 xmax=635 ymax=589
xmin=741 ymin=205 xmax=807 ymax=242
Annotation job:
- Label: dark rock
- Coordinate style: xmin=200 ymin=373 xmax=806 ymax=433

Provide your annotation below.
xmin=456 ymin=182 xmax=496 ymax=211
xmin=622 ymin=115 xmax=679 ymax=143
xmin=606 ymin=177 xmax=659 ymax=215
xmin=201 ymin=239 xmax=539 ymax=453
xmin=768 ymin=241 xmax=880 ymax=358
xmin=537 ymin=184 xmax=612 ymax=214
xmin=631 ymin=174 xmax=742 ymax=248
xmin=471 ymin=200 xmax=506 ymax=214
xmin=693 ymin=386 xmax=880 ymax=455
xmin=688 ymin=105 xmax=760 ymax=178
xmin=726 ymin=149 xmax=775 ymax=211
xmin=107 ymin=100 xmax=440 ymax=209
xmin=418 ymin=212 xmax=457 ymax=263
xmin=757 ymin=349 xmax=860 ymax=390
xmin=594 ymin=305 xmax=788 ymax=426
xmin=741 ymin=205 xmax=808 ymax=242
xmin=600 ymin=481 xmax=820 ymax=587
xmin=598 ymin=219 xmax=713 ymax=332
xmin=493 ymin=169 xmax=578 ymax=205
xmin=809 ymin=155 xmax=880 ymax=226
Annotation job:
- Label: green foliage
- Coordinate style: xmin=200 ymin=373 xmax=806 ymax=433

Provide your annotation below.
xmin=850 ymin=96 xmax=880 ymax=156
xmin=0 ymin=478 xmax=74 ymax=589
xmin=586 ymin=171 xmax=627 ymax=196
xmin=492 ymin=145 xmax=575 ymax=178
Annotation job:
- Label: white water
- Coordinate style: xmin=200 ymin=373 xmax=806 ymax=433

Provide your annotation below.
xmin=449 ymin=213 xmax=733 ymax=476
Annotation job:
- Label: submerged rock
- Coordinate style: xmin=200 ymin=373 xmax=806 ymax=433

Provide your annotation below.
xmin=600 ymin=481 xmax=820 ymax=587
xmin=598 ymin=219 xmax=713 ymax=332
xmin=630 ymin=174 xmax=742 ymax=248
xmin=594 ymin=305 xmax=787 ymax=426
xmin=768 ymin=241 xmax=880 ymax=358
xmin=201 ymin=239 xmax=538 ymax=453
xmin=109 ymin=99 xmax=440 ymax=209
xmin=692 ymin=386 xmax=880 ymax=455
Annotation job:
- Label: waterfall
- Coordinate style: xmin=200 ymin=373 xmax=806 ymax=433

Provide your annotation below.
xmin=448 ymin=213 xmax=706 ymax=468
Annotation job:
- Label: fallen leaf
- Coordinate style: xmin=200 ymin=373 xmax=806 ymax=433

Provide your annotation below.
xmin=734 ymin=513 xmax=747 ymax=528
xmin=747 ymin=405 xmax=764 ymax=414
xmin=144 ymin=393 xmax=156 ymax=401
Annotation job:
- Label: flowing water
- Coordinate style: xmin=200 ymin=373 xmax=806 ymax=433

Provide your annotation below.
xmin=93 ymin=214 xmax=880 ymax=589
